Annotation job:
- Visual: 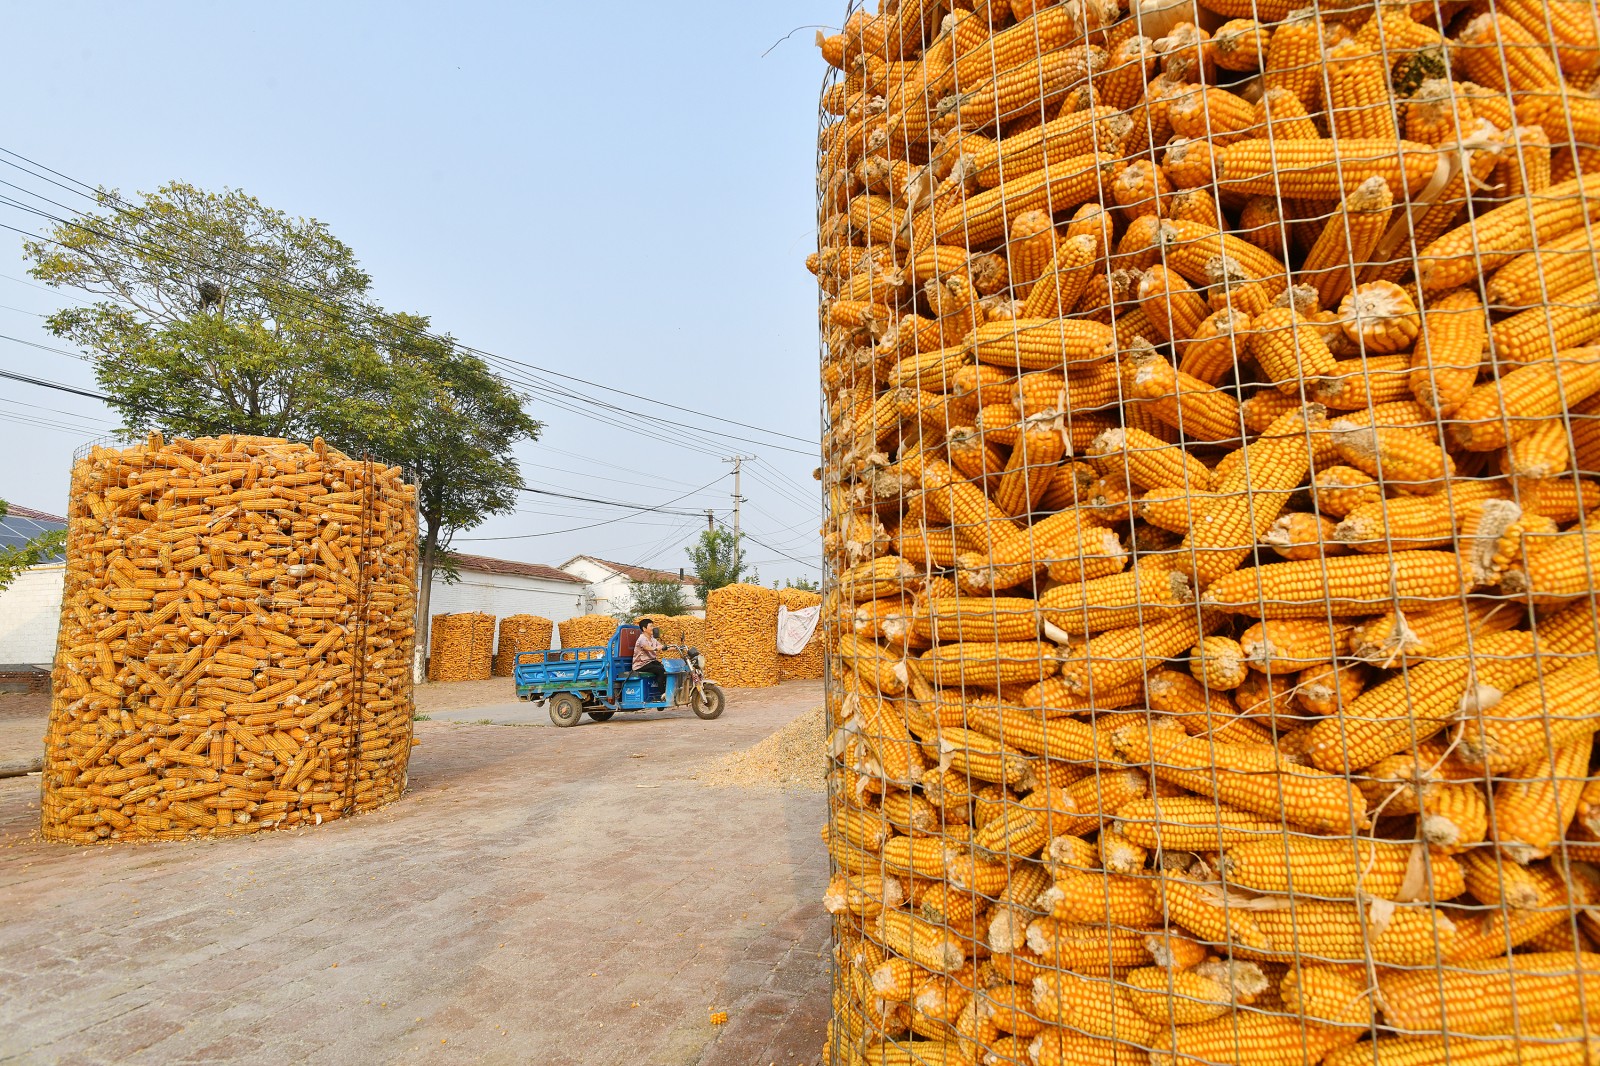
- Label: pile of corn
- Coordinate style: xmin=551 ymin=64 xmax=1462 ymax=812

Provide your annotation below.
xmin=814 ymin=0 xmax=1600 ymax=1063
xmin=558 ymin=613 xmax=619 ymax=650
xmin=427 ymin=612 xmax=494 ymax=682
xmin=780 ymin=587 xmax=828 ymax=681
xmin=42 ymin=433 xmax=417 ymax=843
xmin=706 ymin=583 xmax=782 ymax=688
xmin=641 ymin=614 xmax=707 ymax=660
xmin=493 ymin=614 xmax=554 ymax=676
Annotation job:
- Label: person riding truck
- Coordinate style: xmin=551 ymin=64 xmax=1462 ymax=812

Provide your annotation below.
xmin=632 ymin=618 xmax=666 ymax=690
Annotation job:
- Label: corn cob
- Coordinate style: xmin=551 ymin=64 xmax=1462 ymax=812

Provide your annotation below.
xmin=1418 ymin=173 xmax=1600 ymax=292
xmin=1325 ymin=1033 xmax=1600 ymax=1066
xmin=1203 ymin=551 xmax=1469 ymax=619
xmin=1113 ymin=722 xmax=1369 ymax=832
xmin=1216 ymin=138 xmax=1441 ymax=200
xmin=1220 ymin=836 xmax=1463 ymax=901
xmin=1378 ymin=952 xmax=1600 ymax=1035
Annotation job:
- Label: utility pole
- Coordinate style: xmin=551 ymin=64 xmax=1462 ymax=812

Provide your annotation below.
xmin=723 ymin=455 xmax=756 ymax=541
xmin=704 ymin=509 xmax=715 ymax=532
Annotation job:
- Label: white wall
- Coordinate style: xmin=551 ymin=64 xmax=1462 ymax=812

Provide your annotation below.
xmin=558 ymin=559 xmax=629 ymax=615
xmin=428 ymin=571 xmax=592 ymax=650
xmin=0 ymin=565 xmax=64 ymax=666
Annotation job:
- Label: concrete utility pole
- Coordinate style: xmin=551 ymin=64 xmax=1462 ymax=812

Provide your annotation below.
xmin=704 ymin=509 xmax=715 ymax=532
xmin=723 ymin=456 xmax=756 ymax=541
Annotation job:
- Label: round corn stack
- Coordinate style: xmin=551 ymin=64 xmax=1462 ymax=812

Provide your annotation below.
xmin=427 ymin=612 xmax=494 ymax=682
xmin=638 ymin=614 xmax=706 ymax=660
xmin=814 ymin=2 xmax=1600 ymax=1062
xmin=557 ymin=613 xmax=618 ymax=651
xmin=705 ymin=583 xmax=780 ymax=688
xmin=492 ymin=614 xmax=554 ymax=677
xmin=778 ymin=588 xmax=825 ymax=681
xmin=42 ymin=433 xmax=418 ymax=844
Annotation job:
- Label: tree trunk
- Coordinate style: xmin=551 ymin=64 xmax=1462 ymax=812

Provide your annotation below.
xmin=416 ymin=516 xmax=441 ymax=683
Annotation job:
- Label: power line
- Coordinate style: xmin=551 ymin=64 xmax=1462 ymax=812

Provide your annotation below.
xmin=517 ymin=483 xmax=710 ymax=517
xmin=0 ymin=367 xmax=108 ymax=401
xmin=0 ymin=330 xmax=92 ymax=362
xmin=457 ymin=476 xmax=725 ymax=542
xmin=0 ymin=146 xmax=820 ymax=455
xmin=717 ymin=517 xmax=819 ymax=570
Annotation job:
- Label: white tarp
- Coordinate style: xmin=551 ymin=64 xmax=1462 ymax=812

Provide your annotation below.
xmin=776 ymin=604 xmax=820 ymax=655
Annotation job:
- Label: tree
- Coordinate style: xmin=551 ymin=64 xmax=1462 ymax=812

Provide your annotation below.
xmin=26 ymin=182 xmax=373 ymax=438
xmin=784 ymin=576 xmax=820 ymax=592
xmin=686 ymin=528 xmax=752 ymax=604
xmin=25 ymin=183 xmax=542 ymax=667
xmin=619 ymin=579 xmax=689 ymax=620
xmin=328 ymin=312 xmax=541 ymax=662
xmin=0 ymin=500 xmax=66 ymax=594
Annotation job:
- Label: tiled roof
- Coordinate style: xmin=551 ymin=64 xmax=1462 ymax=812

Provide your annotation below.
xmin=567 ymin=556 xmax=699 ymax=585
xmin=0 ymin=503 xmax=67 ymax=562
xmin=451 ymin=553 xmax=587 ymax=584
xmin=5 ymin=504 xmax=64 ymax=522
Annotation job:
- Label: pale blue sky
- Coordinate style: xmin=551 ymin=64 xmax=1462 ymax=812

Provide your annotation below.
xmin=0 ymin=1 xmax=832 ymax=584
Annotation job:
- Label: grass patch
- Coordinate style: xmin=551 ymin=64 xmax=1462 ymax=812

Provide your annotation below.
xmin=473 ymin=718 xmax=494 ymax=725
xmin=413 ymin=713 xmax=431 ymax=722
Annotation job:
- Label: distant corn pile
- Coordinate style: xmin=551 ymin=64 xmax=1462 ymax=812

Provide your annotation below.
xmin=642 ymin=614 xmax=706 ymax=660
xmin=43 ymin=432 xmax=417 ymax=843
xmin=779 ymin=588 xmax=826 ymax=681
xmin=559 ymin=613 xmax=619 ymax=650
xmin=493 ymin=614 xmax=554 ymax=676
xmin=706 ymin=584 xmax=781 ymax=688
xmin=428 ymin=612 xmax=494 ymax=682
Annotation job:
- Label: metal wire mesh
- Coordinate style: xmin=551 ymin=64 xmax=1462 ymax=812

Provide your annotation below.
xmin=41 ymin=432 xmax=420 ymax=842
xmin=814 ymin=0 xmax=1600 ymax=1062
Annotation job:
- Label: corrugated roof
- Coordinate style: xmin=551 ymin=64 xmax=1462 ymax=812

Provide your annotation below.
xmin=451 ymin=553 xmax=587 ymax=584
xmin=562 ymin=555 xmax=699 ymax=585
xmin=0 ymin=503 xmax=66 ymax=562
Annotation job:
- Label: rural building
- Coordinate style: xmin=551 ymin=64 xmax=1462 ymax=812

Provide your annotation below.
xmin=428 ymin=553 xmax=593 ymax=644
xmin=0 ymin=504 xmax=68 ymax=675
xmin=557 ymin=555 xmax=701 ymax=618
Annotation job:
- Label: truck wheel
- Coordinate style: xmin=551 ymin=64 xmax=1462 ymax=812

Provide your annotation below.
xmin=587 ymin=711 xmax=615 ymax=722
xmin=548 ymin=693 xmax=584 ymax=728
xmin=692 ymin=684 xmax=726 ymax=720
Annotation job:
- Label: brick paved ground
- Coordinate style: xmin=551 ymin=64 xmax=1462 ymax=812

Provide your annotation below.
xmin=0 ymin=682 xmax=830 ymax=1066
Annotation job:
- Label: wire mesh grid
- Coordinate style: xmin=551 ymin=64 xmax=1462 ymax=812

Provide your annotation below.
xmin=813 ymin=0 xmax=1600 ymax=1063
xmin=42 ymin=431 xmax=420 ymax=842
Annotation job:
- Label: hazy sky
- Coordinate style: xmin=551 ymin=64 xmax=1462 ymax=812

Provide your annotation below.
xmin=0 ymin=1 xmax=832 ymax=585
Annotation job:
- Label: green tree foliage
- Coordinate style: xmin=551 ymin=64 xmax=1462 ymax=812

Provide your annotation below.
xmin=0 ymin=500 xmax=67 ymax=594
xmin=686 ymin=528 xmax=751 ymax=604
xmin=620 ymin=579 xmax=689 ymax=620
xmin=26 ymin=182 xmax=372 ymax=438
xmin=25 ymin=183 xmax=542 ymax=661
xmin=783 ymin=576 xmax=820 ymax=592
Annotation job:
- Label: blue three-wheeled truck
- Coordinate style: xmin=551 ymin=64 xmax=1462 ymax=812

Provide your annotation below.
xmin=513 ymin=623 xmax=727 ymax=727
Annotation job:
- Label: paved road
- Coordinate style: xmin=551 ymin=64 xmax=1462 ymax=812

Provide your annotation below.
xmin=0 ymin=682 xmax=829 ymax=1066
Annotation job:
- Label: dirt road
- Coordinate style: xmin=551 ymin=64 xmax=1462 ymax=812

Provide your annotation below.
xmin=0 ymin=682 xmax=829 ymax=1065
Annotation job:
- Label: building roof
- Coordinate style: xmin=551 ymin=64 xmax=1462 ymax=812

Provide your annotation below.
xmin=451 ymin=553 xmax=587 ymax=584
xmin=0 ymin=503 xmax=66 ymax=563
xmin=560 ymin=555 xmax=699 ymax=585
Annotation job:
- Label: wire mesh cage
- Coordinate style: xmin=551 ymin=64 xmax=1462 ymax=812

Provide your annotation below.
xmin=428 ymin=611 xmax=495 ymax=681
xmin=43 ymin=431 xmax=420 ymax=842
xmin=494 ymin=614 xmax=555 ymax=676
xmin=813 ymin=0 xmax=1600 ymax=1062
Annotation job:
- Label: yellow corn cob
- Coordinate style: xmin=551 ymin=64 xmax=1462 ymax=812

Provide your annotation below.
xmin=1498 ymin=123 xmax=1552 ymax=202
xmin=1190 ymin=634 xmax=1248 ymax=691
xmin=1087 ymin=426 xmax=1213 ymax=493
xmin=837 ymin=633 xmax=909 ymax=697
xmin=1177 ymin=307 xmax=1248 ymax=384
xmin=1179 ymin=405 xmax=1323 ymax=585
xmin=969 ymin=317 xmax=1118 ymax=370
xmin=1135 ymin=265 xmax=1210 ymax=347
xmin=877 ymin=909 xmax=967 ymax=974
xmin=1216 ymin=137 xmax=1440 ymax=200
xmin=1039 ymin=566 xmax=1193 ymax=635
xmin=1251 ymin=307 xmax=1340 ymax=391
xmin=1491 ymin=282 xmax=1600 ymax=365
xmin=1418 ymin=173 xmax=1600 ymax=292
xmin=1296 ymin=662 xmax=1366 ymax=717
xmin=1238 ymin=619 xmax=1349 ymax=674
xmin=1030 ymin=970 xmax=1158 ymax=1044
xmin=1242 ymin=899 xmax=1456 ymax=967
xmin=1158 ymin=218 xmax=1290 ymax=297
xmin=1209 ymin=18 xmax=1268 ymax=72
xmin=1451 ymin=347 xmax=1600 ymax=451
xmin=1327 ymin=41 xmax=1399 ymax=142
xmin=1022 ymin=234 xmax=1099 ymax=320
xmin=1253 ymin=86 xmax=1321 ymax=144
xmin=921 ymin=596 xmax=1039 ymax=645
xmin=1113 ymin=795 xmax=1291 ymax=850
xmin=993 ymin=423 xmax=1064 ymax=517
xmin=1204 ymin=550 xmax=1469 ymax=619
xmin=1340 ymin=281 xmax=1419 ymax=355
xmin=1309 ymin=353 xmax=1418 ymax=411
xmin=841 ymin=556 xmax=919 ymax=602
xmin=1317 ymin=630 xmax=1540 ymax=775
xmin=1112 ymin=723 xmax=1369 ymax=832
xmin=1263 ymin=512 xmax=1344 ymax=560
xmin=1124 ymin=344 xmax=1243 ymax=443
xmin=1262 ymin=7 xmax=1326 ymax=110
xmin=1124 ymin=966 xmax=1242 ymax=1028
xmin=1488 ymin=732 xmax=1595 ymax=863
xmin=919 ymin=640 xmax=1058 ymax=690
xmin=1330 ymin=422 xmax=1454 ymax=495
xmin=1325 ymin=1033 xmax=1600 ymax=1066
xmin=1486 ymin=226 xmax=1600 ymax=309
xmin=1335 ymin=483 xmax=1503 ymax=554
xmin=1457 ymin=13 xmax=1560 ymax=100
xmin=1279 ymin=964 xmax=1374 ymax=1035
xmin=1236 ymin=196 xmax=1286 ymax=262
xmin=1167 ymin=86 xmax=1257 ymax=146
xmin=1046 ymin=870 xmax=1161 ymax=928
xmin=933 ymin=153 xmax=1122 ymax=247
xmin=1407 ymin=288 xmax=1487 ymax=415
xmin=1377 ymin=952 xmax=1600 ymax=1035
xmin=1419 ymin=782 xmax=1490 ymax=854
xmin=1055 ymin=609 xmax=1209 ymax=698
xmin=1161 ymin=875 xmax=1272 ymax=951
xmin=1220 ymin=836 xmax=1463 ymax=901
